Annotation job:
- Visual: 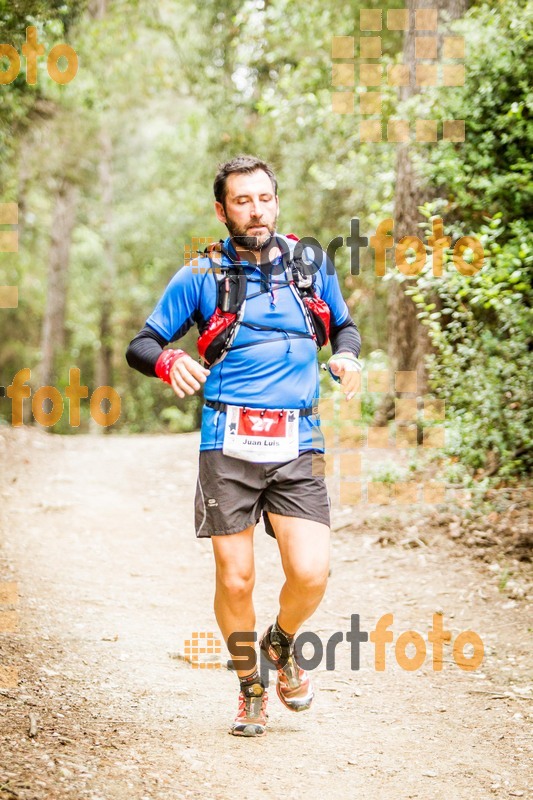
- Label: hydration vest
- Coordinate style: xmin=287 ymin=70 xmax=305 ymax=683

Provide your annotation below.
xmin=196 ymin=236 xmax=331 ymax=367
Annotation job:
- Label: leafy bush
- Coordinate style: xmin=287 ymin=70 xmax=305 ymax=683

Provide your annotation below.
xmin=407 ymin=211 xmax=532 ymax=478
xmin=402 ymin=0 xmax=533 ymax=479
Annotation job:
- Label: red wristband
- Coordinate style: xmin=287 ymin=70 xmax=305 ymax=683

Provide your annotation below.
xmin=155 ymin=349 xmax=187 ymax=385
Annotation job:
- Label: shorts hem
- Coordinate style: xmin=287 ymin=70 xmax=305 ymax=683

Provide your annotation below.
xmin=196 ymin=517 xmax=260 ymax=538
xmin=262 ymin=507 xmax=330 ymax=529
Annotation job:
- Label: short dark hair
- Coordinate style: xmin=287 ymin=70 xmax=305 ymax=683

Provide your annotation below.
xmin=213 ymin=155 xmax=278 ymax=205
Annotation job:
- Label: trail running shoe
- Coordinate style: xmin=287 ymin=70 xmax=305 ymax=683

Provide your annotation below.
xmin=259 ymin=624 xmax=314 ymax=713
xmin=230 ymin=682 xmax=268 ymax=737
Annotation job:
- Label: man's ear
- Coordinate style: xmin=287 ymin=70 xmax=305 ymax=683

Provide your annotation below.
xmin=214 ymin=201 xmax=227 ymax=225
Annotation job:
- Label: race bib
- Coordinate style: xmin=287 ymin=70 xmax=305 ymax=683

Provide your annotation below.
xmin=223 ymin=405 xmax=299 ymax=463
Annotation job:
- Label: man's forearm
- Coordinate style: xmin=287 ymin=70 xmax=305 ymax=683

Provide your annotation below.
xmin=329 ymin=317 xmax=361 ymax=357
xmin=125 ymin=325 xmax=169 ymax=377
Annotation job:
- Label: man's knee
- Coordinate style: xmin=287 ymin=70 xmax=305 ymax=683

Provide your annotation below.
xmin=216 ymin=570 xmax=255 ymax=601
xmin=286 ymin=565 xmax=329 ymax=595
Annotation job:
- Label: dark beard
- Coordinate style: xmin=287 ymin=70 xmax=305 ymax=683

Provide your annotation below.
xmin=232 ymin=232 xmax=275 ymax=251
xmin=224 ymin=216 xmax=277 ymax=251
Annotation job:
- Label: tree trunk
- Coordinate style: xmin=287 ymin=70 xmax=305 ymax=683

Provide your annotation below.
xmin=40 ymin=179 xmax=78 ymax=388
xmin=87 ymin=0 xmax=114 ymax=434
xmin=90 ymin=128 xmax=116 ymax=435
xmin=377 ymin=0 xmax=468 ymax=422
xmin=89 ymin=0 xmax=107 ymax=19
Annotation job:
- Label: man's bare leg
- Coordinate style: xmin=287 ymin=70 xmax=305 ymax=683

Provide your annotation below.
xmin=267 ymin=513 xmax=330 ymax=635
xmin=258 ymin=513 xmax=329 ymax=712
xmin=212 ymin=525 xmax=268 ymax=737
xmin=211 ymin=524 xmax=257 ymax=679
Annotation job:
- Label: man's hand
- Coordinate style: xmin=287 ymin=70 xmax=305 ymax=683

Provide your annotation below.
xmin=170 ymin=355 xmax=210 ymax=399
xmin=328 ymin=352 xmax=362 ymax=401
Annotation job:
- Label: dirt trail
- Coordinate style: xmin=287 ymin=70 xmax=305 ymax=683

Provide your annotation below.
xmin=0 ymin=428 xmax=531 ymax=800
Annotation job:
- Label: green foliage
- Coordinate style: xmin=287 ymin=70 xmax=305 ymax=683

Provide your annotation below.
xmin=160 ymin=398 xmax=201 ymax=434
xmin=0 ymin=0 xmax=86 ymax=183
xmin=420 ymin=0 xmax=532 ymax=226
xmin=400 ymin=0 xmax=533 ymax=479
xmin=407 ymin=210 xmax=532 ymax=478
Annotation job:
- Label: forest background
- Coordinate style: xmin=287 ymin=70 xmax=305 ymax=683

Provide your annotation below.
xmin=0 ymin=0 xmax=531 ymax=502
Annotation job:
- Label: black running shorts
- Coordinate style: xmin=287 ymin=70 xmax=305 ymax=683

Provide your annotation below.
xmin=194 ymin=449 xmax=330 ymax=538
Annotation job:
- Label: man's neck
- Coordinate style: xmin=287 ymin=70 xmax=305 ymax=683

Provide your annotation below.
xmin=230 ymin=236 xmax=282 ymax=265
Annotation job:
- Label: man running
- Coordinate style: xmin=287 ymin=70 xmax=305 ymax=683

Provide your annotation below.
xmin=126 ymin=155 xmax=361 ymax=737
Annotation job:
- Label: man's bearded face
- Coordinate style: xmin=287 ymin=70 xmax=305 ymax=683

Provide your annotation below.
xmin=216 ymin=170 xmax=279 ymax=252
